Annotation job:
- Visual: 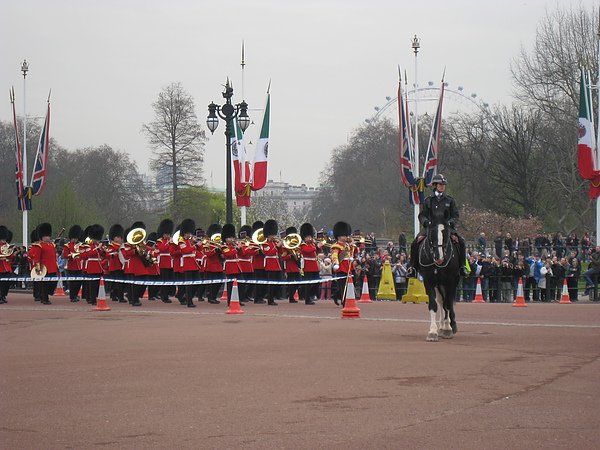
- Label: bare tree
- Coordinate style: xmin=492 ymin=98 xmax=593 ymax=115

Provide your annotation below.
xmin=143 ymin=82 xmax=207 ymax=204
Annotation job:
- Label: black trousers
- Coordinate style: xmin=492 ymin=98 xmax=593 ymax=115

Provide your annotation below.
xmin=39 ymin=273 xmax=58 ymax=303
xmin=128 ymin=275 xmax=146 ymax=304
xmin=253 ymin=269 xmax=267 ymax=300
xmin=86 ymin=278 xmax=100 ymax=303
xmin=33 ymin=277 xmax=41 ymax=301
xmin=148 ymin=275 xmax=160 ymax=299
xmin=109 ymin=270 xmax=125 ymax=301
xmin=183 ymin=271 xmax=198 ymax=305
xmin=66 ymin=269 xmax=83 ymax=300
xmin=302 ymin=271 xmax=320 ymax=301
xmin=238 ymin=271 xmax=253 ymax=301
xmin=159 ymin=268 xmax=173 ymax=301
xmin=194 ymin=272 xmax=206 ymax=301
xmin=286 ymin=272 xmax=301 ymax=300
xmin=204 ymin=271 xmax=223 ymax=301
xmin=0 ymin=273 xmax=12 ymax=299
xmin=332 ymin=271 xmax=350 ymax=302
xmin=265 ymin=270 xmax=280 ymax=302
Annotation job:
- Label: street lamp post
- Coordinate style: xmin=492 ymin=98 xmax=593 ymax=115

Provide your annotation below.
xmin=206 ymin=79 xmax=250 ymax=224
xmin=21 ymin=60 xmax=29 ymax=247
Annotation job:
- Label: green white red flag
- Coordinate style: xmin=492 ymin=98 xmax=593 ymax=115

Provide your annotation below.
xmin=251 ymin=91 xmax=270 ymax=191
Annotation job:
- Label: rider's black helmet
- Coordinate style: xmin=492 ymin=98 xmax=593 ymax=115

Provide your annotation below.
xmin=431 ymin=174 xmax=447 ymax=186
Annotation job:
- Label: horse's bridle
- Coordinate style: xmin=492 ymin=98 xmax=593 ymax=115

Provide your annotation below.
xmin=418 ymin=226 xmax=454 ymax=268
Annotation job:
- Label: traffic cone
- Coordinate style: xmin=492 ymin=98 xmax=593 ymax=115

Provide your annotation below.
xmin=55 ymin=279 xmax=66 ymax=297
xmin=226 ymin=279 xmax=244 ymax=315
xmin=472 ymin=277 xmax=485 ymax=303
xmin=220 ymin=283 xmax=228 ymax=301
xmin=293 ymin=290 xmax=299 ymax=301
xmin=94 ymin=277 xmax=111 ymax=311
xmin=142 ymin=286 xmax=148 ymax=298
xmin=342 ymin=276 xmax=361 ymax=318
xmin=358 ymin=275 xmax=373 ymax=303
xmin=559 ymin=278 xmax=572 ymax=304
xmin=512 ymin=277 xmax=527 ymax=308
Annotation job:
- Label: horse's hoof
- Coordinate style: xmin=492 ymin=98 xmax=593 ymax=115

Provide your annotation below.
xmin=451 ymin=323 xmax=458 ymax=334
xmin=426 ymin=333 xmax=439 ymax=342
xmin=440 ymin=329 xmax=453 ymax=339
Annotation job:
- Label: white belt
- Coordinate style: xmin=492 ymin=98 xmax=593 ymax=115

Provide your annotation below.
xmin=225 ymin=259 xmax=239 ymax=263
xmin=265 ymin=256 xmax=279 ymax=259
xmin=238 ymin=258 xmax=252 ymax=262
xmin=303 ymin=257 xmax=317 ymax=261
xmin=180 ymin=253 xmax=195 ymax=267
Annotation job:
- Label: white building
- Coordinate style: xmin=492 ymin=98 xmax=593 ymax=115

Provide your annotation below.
xmin=255 ymin=180 xmax=318 ymax=212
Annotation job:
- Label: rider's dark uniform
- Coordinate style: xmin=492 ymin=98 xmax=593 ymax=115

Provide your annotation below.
xmin=409 ymin=174 xmax=468 ymax=277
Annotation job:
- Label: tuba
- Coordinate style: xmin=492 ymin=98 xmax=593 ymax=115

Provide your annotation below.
xmin=0 ymin=243 xmax=15 ymax=259
xmin=251 ymin=228 xmax=267 ymax=246
xmin=127 ymin=227 xmax=155 ymax=267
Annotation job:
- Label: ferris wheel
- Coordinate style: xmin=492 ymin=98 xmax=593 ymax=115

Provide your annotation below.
xmin=365 ymin=81 xmax=490 ymax=124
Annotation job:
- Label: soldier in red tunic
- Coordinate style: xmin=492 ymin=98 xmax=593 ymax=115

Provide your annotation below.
xmin=203 ymin=224 xmax=224 ymax=304
xmin=28 ymin=229 xmax=41 ymax=302
xmin=250 ymin=221 xmax=266 ymax=303
xmin=330 ymin=221 xmax=357 ymax=306
xmin=29 ymin=223 xmax=59 ymax=305
xmin=62 ymin=225 xmax=84 ymax=302
xmin=0 ymin=226 xmax=14 ymax=304
xmin=120 ymin=221 xmax=149 ymax=307
xmin=300 ymin=223 xmax=321 ymax=305
xmin=156 ymin=219 xmax=175 ymax=303
xmin=193 ymin=227 xmax=206 ymax=302
xmin=105 ymin=224 xmax=126 ymax=302
xmin=281 ymin=226 xmax=302 ymax=304
xmin=79 ymin=224 xmax=105 ymax=305
xmin=145 ymin=232 xmax=161 ymax=301
xmin=261 ymin=219 xmax=282 ymax=306
xmin=237 ymin=225 xmax=257 ymax=303
xmin=178 ymin=218 xmax=199 ymax=308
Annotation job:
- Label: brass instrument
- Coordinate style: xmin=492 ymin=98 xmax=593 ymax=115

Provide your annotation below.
xmin=0 ymin=243 xmax=15 ymax=259
xmin=127 ymin=227 xmax=156 ymax=267
xmin=283 ymin=233 xmax=302 ymax=250
xmin=201 ymin=233 xmax=224 ymax=249
xmin=251 ymin=228 xmax=267 ymax=246
xmin=31 ymin=264 xmax=47 ymax=279
xmin=53 ymin=227 xmax=66 ymax=244
xmin=171 ymin=230 xmax=184 ymax=244
xmin=68 ymin=242 xmax=86 ymax=259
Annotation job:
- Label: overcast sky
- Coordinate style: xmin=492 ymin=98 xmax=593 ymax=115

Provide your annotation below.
xmin=1 ymin=0 xmax=595 ymax=190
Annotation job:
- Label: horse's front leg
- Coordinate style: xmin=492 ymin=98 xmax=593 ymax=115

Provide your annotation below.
xmin=427 ymin=287 xmax=443 ymax=342
xmin=439 ymin=308 xmax=453 ymax=339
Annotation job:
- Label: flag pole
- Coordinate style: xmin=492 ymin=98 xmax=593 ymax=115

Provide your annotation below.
xmin=411 ymin=36 xmax=420 ymax=238
xmin=240 ymin=41 xmax=247 ymax=226
xmin=596 ymin=23 xmax=600 ymax=246
xmin=21 ymin=60 xmax=29 ymax=248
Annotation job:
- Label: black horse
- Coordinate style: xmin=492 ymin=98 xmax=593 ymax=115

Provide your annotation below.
xmin=418 ymin=223 xmax=460 ymax=342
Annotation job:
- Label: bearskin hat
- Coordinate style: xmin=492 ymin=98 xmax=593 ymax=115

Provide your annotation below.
xmin=30 ymin=229 xmax=39 ymax=243
xmin=146 ymin=232 xmax=158 ymax=246
xmin=37 ymin=222 xmax=52 ymax=238
xmin=109 ymin=224 xmax=124 ymax=240
xmin=264 ymin=219 xmax=278 ymax=237
xmin=333 ymin=221 xmax=352 ymax=239
xmin=68 ymin=225 xmax=83 ymax=240
xmin=300 ymin=223 xmax=315 ymax=239
xmin=239 ymin=225 xmax=252 ymax=239
xmin=221 ymin=223 xmax=236 ymax=240
xmin=180 ymin=219 xmax=196 ymax=235
xmin=0 ymin=226 xmax=9 ymax=241
xmin=6 ymin=229 xmax=13 ymax=244
xmin=88 ymin=224 xmax=105 ymax=241
xmin=83 ymin=226 xmax=92 ymax=240
xmin=157 ymin=219 xmax=174 ymax=237
xmin=285 ymin=226 xmax=298 ymax=235
xmin=251 ymin=221 xmax=264 ymax=232
xmin=207 ymin=223 xmax=222 ymax=237
xmin=131 ymin=221 xmax=146 ymax=230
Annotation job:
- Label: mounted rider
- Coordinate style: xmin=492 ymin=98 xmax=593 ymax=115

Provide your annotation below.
xmin=408 ymin=174 xmax=468 ymax=277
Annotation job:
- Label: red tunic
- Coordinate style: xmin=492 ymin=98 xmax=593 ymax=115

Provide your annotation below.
xmin=29 ymin=242 xmax=59 ymax=274
xmin=179 ymin=239 xmax=199 ymax=272
xmin=281 ymin=250 xmax=300 ymax=273
xmin=105 ymin=242 xmax=124 ymax=273
xmin=79 ymin=244 xmax=106 ymax=274
xmin=203 ymin=246 xmax=223 ymax=273
xmin=195 ymin=246 xmax=205 ymax=273
xmin=62 ymin=242 xmax=83 ymax=271
xmin=121 ymin=244 xmax=148 ymax=276
xmin=330 ymin=242 xmax=357 ymax=274
xmin=238 ymin=245 xmax=257 ymax=273
xmin=252 ymin=252 xmax=265 ymax=270
xmin=300 ymin=242 xmax=319 ymax=272
xmin=221 ymin=244 xmax=239 ymax=275
xmin=0 ymin=241 xmax=13 ymax=273
xmin=261 ymin=241 xmax=281 ymax=272
xmin=155 ymin=238 xmax=173 ymax=269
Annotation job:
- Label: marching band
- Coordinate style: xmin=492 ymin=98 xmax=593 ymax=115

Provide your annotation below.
xmin=0 ymin=219 xmax=368 ymax=307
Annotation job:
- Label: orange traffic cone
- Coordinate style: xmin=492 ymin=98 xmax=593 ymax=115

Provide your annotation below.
xmin=358 ymin=275 xmax=373 ymax=303
xmin=142 ymin=286 xmax=148 ymax=298
xmin=512 ymin=277 xmax=527 ymax=308
xmin=293 ymin=290 xmax=299 ymax=301
xmin=94 ymin=277 xmax=111 ymax=311
xmin=220 ymin=283 xmax=228 ymax=301
xmin=559 ymin=278 xmax=572 ymax=304
xmin=472 ymin=277 xmax=485 ymax=303
xmin=342 ymin=276 xmax=361 ymax=318
xmin=55 ymin=279 xmax=66 ymax=297
xmin=226 ymin=279 xmax=244 ymax=315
